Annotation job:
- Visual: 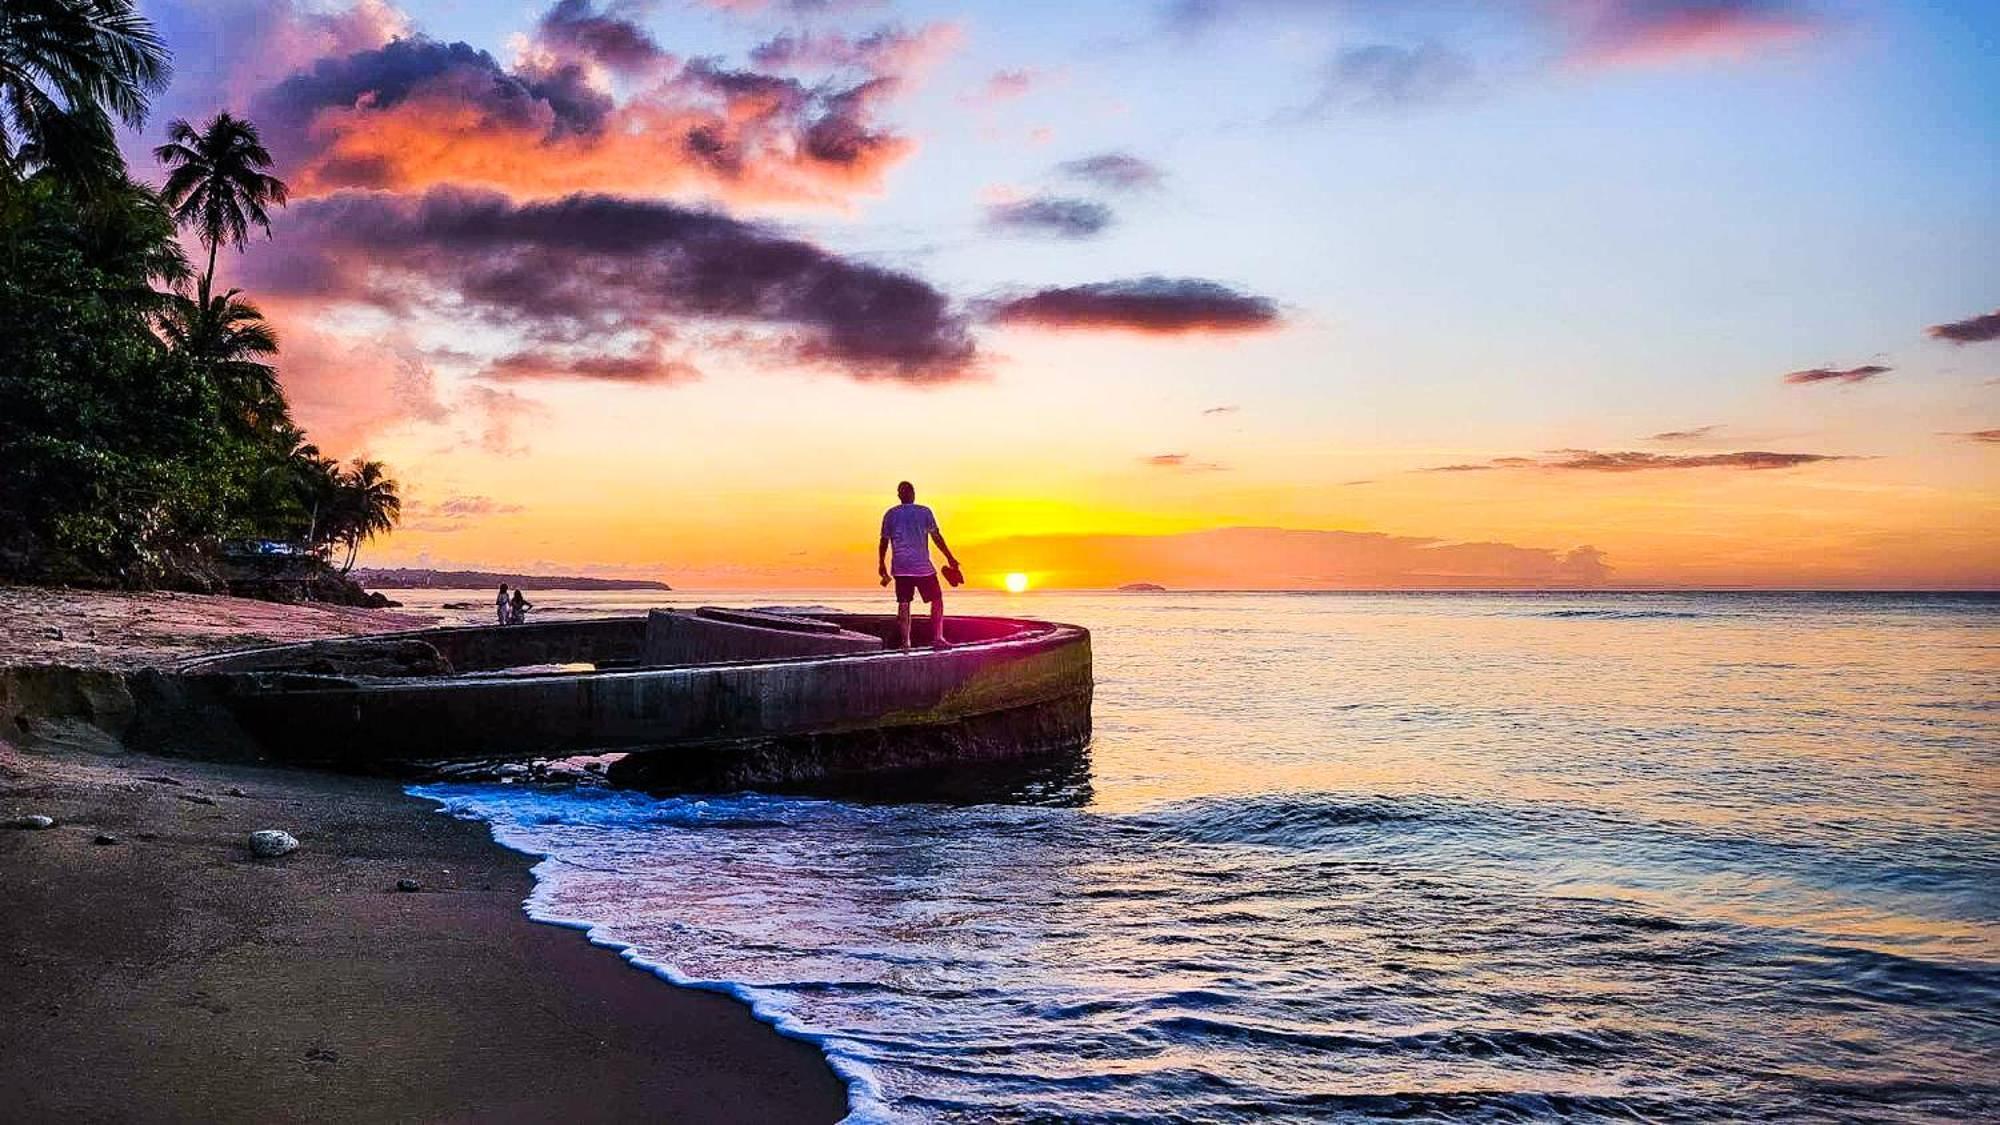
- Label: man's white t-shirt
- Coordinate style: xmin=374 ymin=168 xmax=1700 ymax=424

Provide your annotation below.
xmin=881 ymin=503 xmax=939 ymax=576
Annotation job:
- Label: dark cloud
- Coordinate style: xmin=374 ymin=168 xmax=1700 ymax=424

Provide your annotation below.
xmin=1649 ymin=425 xmax=1720 ymax=442
xmin=247 ymin=187 xmax=976 ymax=383
xmin=1422 ymin=449 xmax=1850 ymax=472
xmin=985 ymin=196 xmax=1114 ymax=239
xmin=255 ymin=35 xmax=615 ymax=144
xmin=1202 ymin=404 xmax=1238 ymax=415
xmin=536 ymin=0 xmax=670 ymax=75
xmin=1927 ymin=310 xmax=2000 ymax=345
xmin=1057 ymin=152 xmax=1164 ymax=192
xmin=1944 ymin=429 xmax=2000 ymax=444
xmin=1783 ymin=364 xmax=1889 ymax=385
xmin=1299 ymin=42 xmax=1475 ymax=114
xmin=986 ymin=277 xmax=1281 ymax=335
xmin=746 ymin=24 xmax=958 ymax=77
xmin=1143 ymin=453 xmax=1228 ymax=471
xmin=1545 ymin=450 xmax=1846 ymax=471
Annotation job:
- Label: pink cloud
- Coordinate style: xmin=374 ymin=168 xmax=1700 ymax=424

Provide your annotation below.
xmin=1561 ymin=0 xmax=1821 ymax=68
xmin=961 ymin=68 xmax=1040 ymax=107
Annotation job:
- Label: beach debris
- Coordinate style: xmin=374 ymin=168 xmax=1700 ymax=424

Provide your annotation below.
xmin=227 ymin=787 xmax=248 ymax=798
xmin=395 ymin=878 xmax=421 ymax=892
xmin=3 ymin=814 xmax=57 ymax=830
xmin=138 ymin=775 xmax=184 ymax=786
xmin=43 ymin=626 xmax=65 ymax=640
xmin=248 ymin=829 xmax=299 ymax=858
xmin=93 ymin=833 xmax=119 ymax=845
xmin=179 ymin=793 xmax=218 ymax=806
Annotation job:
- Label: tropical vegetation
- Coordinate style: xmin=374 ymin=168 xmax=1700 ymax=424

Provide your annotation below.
xmin=0 ymin=0 xmax=399 ymax=592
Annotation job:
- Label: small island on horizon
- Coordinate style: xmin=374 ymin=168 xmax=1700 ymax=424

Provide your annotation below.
xmin=1118 ymin=582 xmax=1168 ymax=592
xmin=354 ymin=568 xmax=672 ymax=592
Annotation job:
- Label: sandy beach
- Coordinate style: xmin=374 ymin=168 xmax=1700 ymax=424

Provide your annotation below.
xmin=0 ymin=586 xmax=439 ymax=670
xmin=0 ymin=588 xmax=847 ymax=1124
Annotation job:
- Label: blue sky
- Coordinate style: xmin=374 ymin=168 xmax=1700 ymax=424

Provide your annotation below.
xmin=135 ymin=0 xmax=1999 ymax=586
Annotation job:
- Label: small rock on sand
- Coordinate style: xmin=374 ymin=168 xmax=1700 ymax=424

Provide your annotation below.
xmin=396 ymin=878 xmax=421 ymax=892
xmin=227 ymin=787 xmax=248 ymax=798
xmin=248 ymin=830 xmax=299 ymax=858
xmin=94 ymin=833 xmax=119 ymax=845
xmin=4 ymin=815 xmax=57 ymax=830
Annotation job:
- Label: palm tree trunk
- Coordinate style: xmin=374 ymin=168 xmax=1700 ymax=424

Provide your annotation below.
xmin=202 ymin=237 xmax=218 ymax=305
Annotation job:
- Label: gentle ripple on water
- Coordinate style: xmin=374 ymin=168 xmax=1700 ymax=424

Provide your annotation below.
xmin=410 ymin=590 xmax=1999 ymax=1122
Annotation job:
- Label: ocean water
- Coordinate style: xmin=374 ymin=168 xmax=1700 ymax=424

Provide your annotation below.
xmin=407 ymin=590 xmax=2000 ymax=1122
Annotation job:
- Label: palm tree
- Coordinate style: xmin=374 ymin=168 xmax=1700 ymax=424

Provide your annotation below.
xmin=0 ymin=0 xmax=170 ymax=182
xmin=156 ymin=286 xmax=285 ymax=429
xmin=276 ymin=433 xmax=342 ymax=550
xmin=331 ymin=459 xmax=400 ymax=574
xmin=153 ymin=112 xmax=286 ymax=301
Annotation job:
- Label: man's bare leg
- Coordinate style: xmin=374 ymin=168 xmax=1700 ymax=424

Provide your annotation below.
xmin=930 ymin=597 xmax=948 ymax=649
xmin=898 ymin=600 xmax=913 ymax=649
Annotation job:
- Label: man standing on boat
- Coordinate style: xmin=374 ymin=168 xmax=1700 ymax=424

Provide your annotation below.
xmin=879 ymin=481 xmax=961 ymax=650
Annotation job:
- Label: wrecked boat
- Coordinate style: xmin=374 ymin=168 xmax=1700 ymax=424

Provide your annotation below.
xmin=172 ymin=608 xmax=1093 ymax=790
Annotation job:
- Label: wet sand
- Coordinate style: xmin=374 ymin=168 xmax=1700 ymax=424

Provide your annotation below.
xmin=0 ymin=587 xmax=850 ymax=1123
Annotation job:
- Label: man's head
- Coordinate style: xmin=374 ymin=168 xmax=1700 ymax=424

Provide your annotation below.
xmin=897 ymin=481 xmax=915 ymax=503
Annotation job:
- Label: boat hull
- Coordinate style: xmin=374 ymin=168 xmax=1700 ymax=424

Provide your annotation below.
xmin=177 ymin=614 xmax=1093 ymax=786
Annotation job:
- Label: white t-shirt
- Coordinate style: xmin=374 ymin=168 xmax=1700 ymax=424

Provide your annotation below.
xmin=881 ymin=503 xmax=939 ymax=576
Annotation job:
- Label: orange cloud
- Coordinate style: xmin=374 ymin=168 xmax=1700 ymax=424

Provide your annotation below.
xmin=276 ymin=63 xmax=909 ymax=205
xmin=253 ymin=16 xmax=945 ymax=206
xmin=973 ymin=527 xmax=1613 ymax=590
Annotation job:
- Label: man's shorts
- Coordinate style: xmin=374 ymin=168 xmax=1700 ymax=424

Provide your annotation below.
xmin=894 ymin=573 xmax=943 ymax=604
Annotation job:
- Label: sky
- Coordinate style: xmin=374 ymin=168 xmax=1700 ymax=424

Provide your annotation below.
xmin=133 ymin=0 xmax=1999 ymax=588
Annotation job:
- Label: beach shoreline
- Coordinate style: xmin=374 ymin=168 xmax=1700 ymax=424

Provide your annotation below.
xmin=0 ymin=586 xmax=849 ymax=1123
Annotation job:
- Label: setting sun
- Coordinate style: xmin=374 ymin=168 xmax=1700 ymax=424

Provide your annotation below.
xmin=1004 ymin=572 xmax=1030 ymax=593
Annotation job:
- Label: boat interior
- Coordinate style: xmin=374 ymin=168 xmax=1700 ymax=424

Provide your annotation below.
xmin=183 ymin=609 xmax=1058 ymax=679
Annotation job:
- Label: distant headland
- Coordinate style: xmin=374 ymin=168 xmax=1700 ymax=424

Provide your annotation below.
xmin=1118 ymin=582 xmax=1168 ymax=592
xmin=355 ymin=568 xmax=672 ymax=591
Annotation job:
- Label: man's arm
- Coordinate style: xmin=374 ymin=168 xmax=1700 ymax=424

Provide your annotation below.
xmin=930 ymin=523 xmax=958 ymax=567
xmin=878 ymin=514 xmax=892 ymax=580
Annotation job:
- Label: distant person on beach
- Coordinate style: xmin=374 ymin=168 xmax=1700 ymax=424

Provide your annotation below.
xmin=496 ymin=584 xmax=510 ymax=625
xmin=509 ymin=588 xmax=530 ymax=625
xmin=878 ymin=480 xmax=960 ymax=650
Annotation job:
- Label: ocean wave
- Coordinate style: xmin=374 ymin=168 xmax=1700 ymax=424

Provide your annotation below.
xmin=403 ymin=592 xmax=1998 ymax=1123
xmin=1127 ymin=792 xmax=1445 ymax=848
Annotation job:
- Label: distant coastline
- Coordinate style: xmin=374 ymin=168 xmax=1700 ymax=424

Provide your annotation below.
xmin=354 ymin=568 xmax=672 ymax=591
